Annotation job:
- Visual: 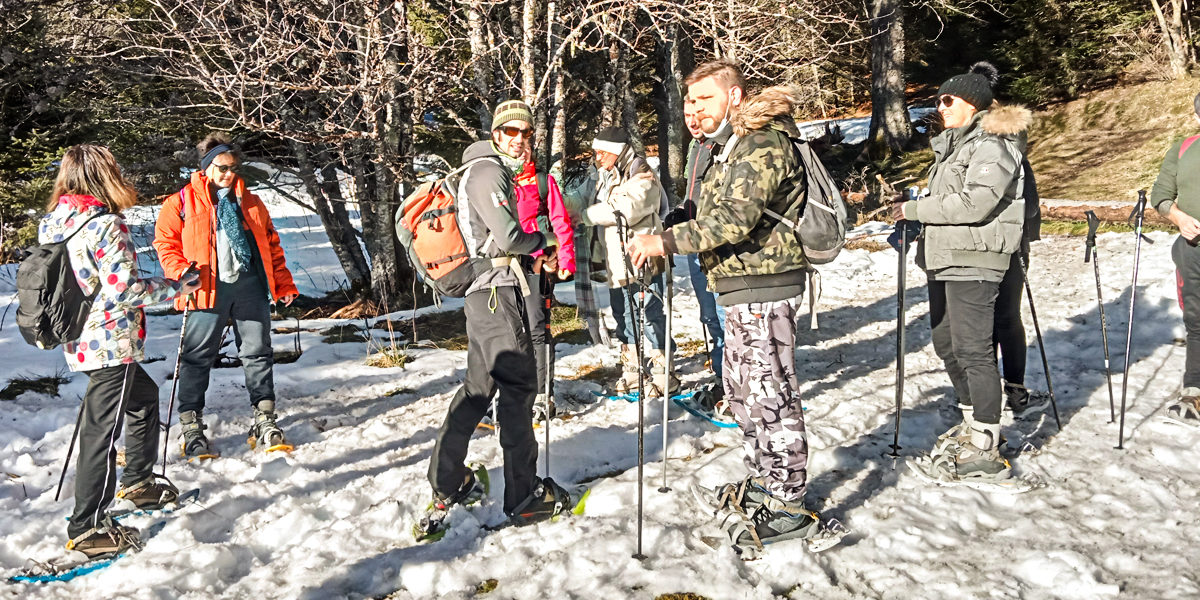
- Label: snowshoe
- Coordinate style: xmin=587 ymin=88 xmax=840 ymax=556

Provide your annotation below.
xmin=67 ymin=518 xmax=142 ymax=560
xmin=691 ymin=476 xmax=768 ymax=516
xmin=718 ymin=495 xmax=844 ymax=558
xmin=1005 ymin=383 xmax=1051 ymax=417
xmin=506 ymin=477 xmax=574 ymax=526
xmin=1164 ymin=391 xmax=1200 ymax=428
xmin=645 ymin=349 xmax=681 ymax=398
xmin=413 ymin=465 xmax=490 ymax=543
xmin=179 ymin=410 xmax=218 ymax=459
xmin=613 ymin=344 xmax=639 ymax=395
xmin=114 ymin=475 xmax=180 ymax=512
xmin=908 ymin=424 xmax=1041 ymax=493
xmin=247 ymin=401 xmax=292 ymax=453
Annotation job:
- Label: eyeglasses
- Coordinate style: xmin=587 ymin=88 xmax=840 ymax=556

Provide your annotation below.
xmin=499 ymin=125 xmax=534 ymax=139
xmin=938 ymin=95 xmax=957 ymax=108
xmin=213 ymin=164 xmax=241 ymax=174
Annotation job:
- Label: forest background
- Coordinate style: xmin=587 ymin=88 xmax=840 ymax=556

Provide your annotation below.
xmin=1 ymin=0 xmax=1197 ymax=310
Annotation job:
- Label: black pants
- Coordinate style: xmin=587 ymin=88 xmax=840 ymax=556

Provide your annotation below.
xmin=1172 ymin=236 xmax=1200 ymax=388
xmin=929 ymin=279 xmax=1003 ymax=425
xmin=68 ymin=363 xmax=159 ymax=539
xmin=523 ymin=270 xmax=554 ymax=398
xmin=428 ymin=286 xmax=539 ymax=513
xmin=993 ymin=252 xmax=1027 ymax=385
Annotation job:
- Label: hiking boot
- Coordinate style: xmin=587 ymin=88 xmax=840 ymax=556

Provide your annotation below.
xmin=413 ymin=465 xmax=490 ymax=542
xmin=532 ymin=394 xmax=557 ymax=423
xmin=1167 ymin=388 xmax=1200 ymax=421
xmin=1005 ymin=382 xmax=1050 ymax=417
xmin=929 ymin=423 xmax=1011 ymax=481
xmin=724 ymin=493 xmax=821 ymax=548
xmin=930 ymin=404 xmax=974 ymax=460
xmin=645 ymin=349 xmax=681 ymax=398
xmin=67 ymin=518 xmax=141 ymax=559
xmin=614 ymin=345 xmax=639 ymax=395
xmin=247 ymin=401 xmax=287 ymax=449
xmin=507 ymin=477 xmax=573 ymax=526
xmin=116 ymin=475 xmax=179 ymax=511
xmin=179 ymin=410 xmax=213 ymax=457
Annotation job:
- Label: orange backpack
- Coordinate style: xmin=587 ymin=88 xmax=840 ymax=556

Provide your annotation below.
xmin=394 ymin=159 xmax=490 ymax=297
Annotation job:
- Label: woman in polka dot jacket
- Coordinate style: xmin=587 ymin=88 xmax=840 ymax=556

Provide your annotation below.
xmin=37 ymin=145 xmax=200 ymax=557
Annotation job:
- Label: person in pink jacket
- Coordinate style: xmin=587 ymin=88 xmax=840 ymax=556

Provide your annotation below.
xmin=514 ymin=141 xmax=575 ymax=418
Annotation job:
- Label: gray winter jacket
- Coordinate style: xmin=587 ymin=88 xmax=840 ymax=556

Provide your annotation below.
xmin=453 ymin=140 xmax=546 ymax=296
xmin=909 ymin=105 xmax=1032 ymax=281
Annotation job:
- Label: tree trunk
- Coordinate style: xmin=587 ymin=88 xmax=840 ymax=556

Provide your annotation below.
xmin=865 ymin=0 xmax=912 ymax=157
xmin=1150 ymin=0 xmax=1193 ymax=78
xmin=289 ymin=142 xmax=370 ymax=297
xmin=468 ymin=0 xmax=493 ymax=131
xmin=601 ymin=35 xmax=621 ymax=128
xmin=657 ymin=24 xmax=685 ymax=200
xmin=618 ymin=46 xmax=644 ymax=156
xmin=547 ymin=0 xmax=567 ymax=166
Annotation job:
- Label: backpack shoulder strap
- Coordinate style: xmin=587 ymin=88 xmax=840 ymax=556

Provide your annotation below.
xmin=1180 ymin=135 xmax=1200 ymax=159
xmin=537 ymin=172 xmax=549 ymax=203
xmin=178 ymin=184 xmax=193 ymax=221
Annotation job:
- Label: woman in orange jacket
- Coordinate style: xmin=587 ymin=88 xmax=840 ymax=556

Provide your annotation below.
xmin=153 ymin=133 xmax=299 ymax=457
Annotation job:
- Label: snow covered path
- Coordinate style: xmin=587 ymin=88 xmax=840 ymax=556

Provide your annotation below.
xmin=2 ymin=214 xmax=1199 ymax=598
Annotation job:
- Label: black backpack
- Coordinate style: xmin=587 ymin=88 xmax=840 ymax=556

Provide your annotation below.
xmin=16 ymin=215 xmax=101 ymax=349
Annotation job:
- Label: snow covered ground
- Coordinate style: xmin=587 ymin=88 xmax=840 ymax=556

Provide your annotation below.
xmin=2 ymin=187 xmax=1199 ymax=599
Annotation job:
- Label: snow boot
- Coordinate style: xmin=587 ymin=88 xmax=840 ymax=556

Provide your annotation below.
xmin=178 ymin=410 xmax=214 ymax=458
xmin=926 ymin=423 xmax=1011 ymax=482
xmin=723 ymin=493 xmax=821 ymax=550
xmin=414 ymin=465 xmax=490 ymax=542
xmin=613 ymin=345 xmax=639 ymax=395
xmin=930 ymin=404 xmax=974 ymax=460
xmin=532 ymin=394 xmax=557 ymax=423
xmin=116 ymin=475 xmax=180 ymax=511
xmin=507 ymin=477 xmax=573 ymax=526
xmin=67 ymin=517 xmax=141 ymax=559
xmin=644 ymin=349 xmax=681 ymax=398
xmin=1167 ymin=388 xmax=1200 ymax=422
xmin=247 ymin=401 xmax=289 ymax=451
xmin=1005 ymin=382 xmax=1050 ymax=417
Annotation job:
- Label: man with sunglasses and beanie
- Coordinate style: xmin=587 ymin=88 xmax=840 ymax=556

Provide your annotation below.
xmin=418 ymin=100 xmax=572 ymax=541
xmin=629 ymin=60 xmax=837 ymax=551
xmin=1151 ymin=92 xmax=1200 ymax=425
xmin=890 ymin=62 xmax=1032 ymax=484
xmin=154 ymin=133 xmax=299 ymax=458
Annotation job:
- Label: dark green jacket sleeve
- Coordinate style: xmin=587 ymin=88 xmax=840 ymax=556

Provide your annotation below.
xmin=1152 ymin=141 xmax=1182 ymax=218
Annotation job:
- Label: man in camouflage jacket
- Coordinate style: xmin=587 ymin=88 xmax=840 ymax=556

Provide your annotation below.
xmin=631 ymin=60 xmax=825 ymax=547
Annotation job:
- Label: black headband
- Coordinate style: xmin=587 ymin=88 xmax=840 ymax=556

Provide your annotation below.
xmin=200 ymin=144 xmax=234 ymax=171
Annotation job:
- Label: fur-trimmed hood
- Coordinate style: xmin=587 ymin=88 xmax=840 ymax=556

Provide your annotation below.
xmin=981 ymin=104 xmax=1032 ymax=136
xmin=733 ymin=84 xmax=802 ymax=137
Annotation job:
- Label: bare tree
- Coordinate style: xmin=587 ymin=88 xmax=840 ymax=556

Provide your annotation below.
xmin=1149 ymin=0 xmax=1196 ymax=78
xmin=865 ymin=0 xmax=913 ymax=157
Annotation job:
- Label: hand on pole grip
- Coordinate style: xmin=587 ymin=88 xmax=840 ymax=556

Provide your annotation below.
xmin=178 ymin=261 xmax=201 ymax=295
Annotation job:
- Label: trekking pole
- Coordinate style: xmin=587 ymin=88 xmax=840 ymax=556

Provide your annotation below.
xmin=888 ymin=218 xmax=907 ymax=461
xmin=55 ymin=400 xmax=86 ymax=502
xmin=1084 ymin=210 xmax=1116 ymax=423
xmin=543 ymin=278 xmax=553 ymax=479
xmin=659 ymin=258 xmax=673 ymax=494
xmin=1118 ymin=190 xmax=1153 ymax=449
xmin=614 ymin=210 xmax=647 ymax=560
xmin=1017 ymin=255 xmax=1062 ymax=431
xmin=161 ymin=261 xmax=198 ymax=475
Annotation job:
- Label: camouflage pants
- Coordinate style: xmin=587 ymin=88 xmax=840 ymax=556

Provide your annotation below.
xmin=723 ymin=300 xmax=808 ymax=503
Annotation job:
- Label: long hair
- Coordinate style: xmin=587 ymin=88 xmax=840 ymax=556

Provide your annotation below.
xmin=46 ymin=144 xmax=137 ymax=213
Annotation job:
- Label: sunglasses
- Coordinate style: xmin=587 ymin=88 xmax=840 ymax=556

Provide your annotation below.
xmin=938 ymin=95 xmax=957 ymax=108
xmin=213 ymin=164 xmax=241 ymax=174
xmin=499 ymin=125 xmax=534 ymax=139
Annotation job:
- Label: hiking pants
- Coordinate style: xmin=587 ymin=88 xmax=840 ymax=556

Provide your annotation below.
xmin=1172 ymin=236 xmax=1200 ymax=389
xmin=993 ymin=252 xmax=1028 ymax=385
xmin=524 ymin=269 xmax=555 ymax=398
xmin=177 ymin=272 xmax=275 ymax=415
xmin=609 ymin=272 xmax=668 ymax=350
xmin=429 ymin=285 xmax=539 ymax=513
xmin=68 ymin=363 xmax=159 ymax=539
xmin=929 ymin=279 xmax=1004 ymax=425
xmin=688 ymin=254 xmax=725 ymax=378
xmin=723 ymin=300 xmax=808 ymax=503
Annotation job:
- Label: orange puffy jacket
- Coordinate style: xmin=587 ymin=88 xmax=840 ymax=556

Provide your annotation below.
xmin=154 ymin=171 xmax=298 ymax=311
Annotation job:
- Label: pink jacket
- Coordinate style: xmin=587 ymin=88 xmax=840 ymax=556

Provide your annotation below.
xmin=514 ymin=162 xmax=576 ymax=274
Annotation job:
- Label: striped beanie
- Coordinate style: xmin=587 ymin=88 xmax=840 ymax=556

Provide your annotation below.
xmin=492 ymin=100 xmax=534 ymax=129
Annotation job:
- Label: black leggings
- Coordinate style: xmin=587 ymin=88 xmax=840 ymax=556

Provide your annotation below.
xmin=993 ymin=252 xmax=1027 ymax=385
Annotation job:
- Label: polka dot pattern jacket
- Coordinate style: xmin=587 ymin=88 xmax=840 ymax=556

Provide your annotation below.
xmin=38 ymin=195 xmax=182 ymax=372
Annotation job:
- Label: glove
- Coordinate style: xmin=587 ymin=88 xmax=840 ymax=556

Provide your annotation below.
xmin=887 ymin=220 xmax=922 ymax=253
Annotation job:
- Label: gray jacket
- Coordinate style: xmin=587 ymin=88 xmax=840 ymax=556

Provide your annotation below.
xmin=909 ymin=105 xmax=1032 ymax=281
xmin=453 ymin=140 xmax=546 ymax=295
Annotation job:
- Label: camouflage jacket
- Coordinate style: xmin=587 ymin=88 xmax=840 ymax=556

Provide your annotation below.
xmin=664 ymin=85 xmax=809 ymax=306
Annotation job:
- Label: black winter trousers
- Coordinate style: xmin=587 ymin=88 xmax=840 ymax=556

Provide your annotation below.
xmin=928 ymin=279 xmax=1004 ymax=425
xmin=523 ymin=269 xmax=554 ymax=398
xmin=993 ymin=252 xmax=1027 ymax=385
xmin=68 ymin=363 xmax=160 ymax=539
xmin=1172 ymin=236 xmax=1200 ymax=389
xmin=428 ymin=286 xmax=539 ymax=513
